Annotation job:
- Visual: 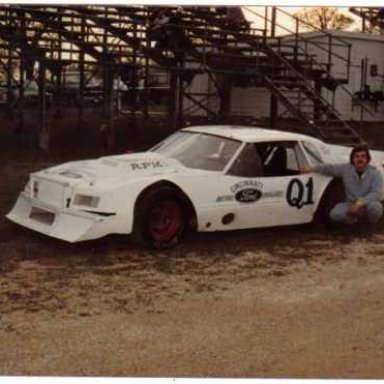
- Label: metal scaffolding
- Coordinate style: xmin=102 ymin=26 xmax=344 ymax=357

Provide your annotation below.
xmin=0 ymin=5 xmax=367 ymax=149
xmin=349 ymin=7 xmax=384 ymax=34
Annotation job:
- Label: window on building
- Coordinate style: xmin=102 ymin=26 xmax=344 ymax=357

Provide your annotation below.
xmin=371 ymin=64 xmax=378 ymax=77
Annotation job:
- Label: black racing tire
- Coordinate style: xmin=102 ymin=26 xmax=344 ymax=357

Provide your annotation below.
xmin=132 ymin=186 xmax=187 ymax=249
xmin=313 ymin=179 xmax=345 ymax=228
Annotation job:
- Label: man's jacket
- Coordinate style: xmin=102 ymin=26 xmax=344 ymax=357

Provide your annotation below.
xmin=317 ymin=163 xmax=384 ymax=204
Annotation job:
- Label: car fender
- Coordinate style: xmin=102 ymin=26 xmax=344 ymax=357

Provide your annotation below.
xmin=108 ymin=175 xmax=198 ymax=234
xmin=312 ymin=175 xmax=343 ymax=215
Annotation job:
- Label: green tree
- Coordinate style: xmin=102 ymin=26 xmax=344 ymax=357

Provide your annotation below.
xmin=293 ymin=7 xmax=354 ymax=31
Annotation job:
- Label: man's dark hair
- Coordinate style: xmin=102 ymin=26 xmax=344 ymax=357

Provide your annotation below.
xmin=350 ymin=145 xmax=371 ymax=164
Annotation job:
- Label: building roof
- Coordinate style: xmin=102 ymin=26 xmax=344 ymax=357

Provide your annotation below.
xmin=282 ymin=29 xmax=384 ymax=43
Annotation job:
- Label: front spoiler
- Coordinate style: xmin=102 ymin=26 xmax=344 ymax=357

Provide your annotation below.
xmin=6 ymin=192 xmax=111 ymax=242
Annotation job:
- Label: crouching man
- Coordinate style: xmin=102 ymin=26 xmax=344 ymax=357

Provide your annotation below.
xmin=302 ymin=145 xmax=384 ymax=225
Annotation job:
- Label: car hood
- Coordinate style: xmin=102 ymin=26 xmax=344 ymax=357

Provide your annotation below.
xmin=34 ymin=152 xmax=202 ymax=187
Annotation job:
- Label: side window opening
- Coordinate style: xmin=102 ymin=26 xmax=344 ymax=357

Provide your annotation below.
xmin=256 ymin=141 xmax=302 ymax=177
xmin=286 ymin=147 xmax=300 ymax=173
xmin=227 ymin=141 xmax=308 ymax=178
xmin=301 ymin=141 xmax=323 ymax=165
xmin=263 ymin=145 xmax=289 ymax=176
xmin=227 ymin=143 xmax=263 ymax=177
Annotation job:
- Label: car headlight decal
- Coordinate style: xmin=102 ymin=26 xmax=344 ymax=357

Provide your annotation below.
xmin=33 ymin=181 xmax=39 ymax=198
xmin=24 ymin=181 xmax=31 ymax=196
xmin=73 ymin=194 xmax=100 ymax=208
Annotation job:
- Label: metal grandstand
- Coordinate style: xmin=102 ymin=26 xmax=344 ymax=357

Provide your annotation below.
xmin=0 ymin=5 xmax=369 ymax=149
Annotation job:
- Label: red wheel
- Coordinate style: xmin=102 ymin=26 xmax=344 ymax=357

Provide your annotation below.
xmin=132 ymin=186 xmax=187 ymax=249
xmin=149 ymin=199 xmax=182 ymax=242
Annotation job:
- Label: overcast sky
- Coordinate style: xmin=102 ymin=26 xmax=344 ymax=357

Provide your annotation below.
xmin=243 ymin=6 xmax=361 ymax=33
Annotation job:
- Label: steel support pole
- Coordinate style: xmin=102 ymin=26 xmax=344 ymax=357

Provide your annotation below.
xmin=78 ymin=16 xmax=85 ymax=132
xmin=314 ymin=80 xmax=322 ymax=123
xmin=169 ymin=70 xmax=178 ymax=132
xmin=271 ymin=7 xmax=276 ymax=38
xmin=269 ymin=92 xmax=278 ymax=128
xmin=219 ymin=75 xmax=232 ymax=124
xmin=38 ymin=63 xmax=48 ymax=150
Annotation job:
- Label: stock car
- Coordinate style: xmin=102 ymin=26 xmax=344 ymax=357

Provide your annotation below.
xmin=6 ymin=125 xmax=384 ymax=248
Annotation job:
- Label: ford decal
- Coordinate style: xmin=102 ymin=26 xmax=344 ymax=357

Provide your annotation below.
xmin=235 ymin=188 xmax=262 ymax=203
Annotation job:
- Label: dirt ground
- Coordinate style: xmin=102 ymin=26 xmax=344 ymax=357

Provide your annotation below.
xmin=1 ymin=121 xmax=384 ymax=378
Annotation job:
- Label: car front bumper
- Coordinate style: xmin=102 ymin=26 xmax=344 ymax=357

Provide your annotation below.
xmin=6 ymin=192 xmax=113 ymax=242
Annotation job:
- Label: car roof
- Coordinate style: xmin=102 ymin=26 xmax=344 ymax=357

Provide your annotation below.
xmin=182 ymin=125 xmax=322 ymax=144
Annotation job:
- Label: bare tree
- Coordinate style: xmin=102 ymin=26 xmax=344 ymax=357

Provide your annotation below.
xmin=293 ymin=7 xmax=354 ymax=31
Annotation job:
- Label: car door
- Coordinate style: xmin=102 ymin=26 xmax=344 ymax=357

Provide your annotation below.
xmin=215 ymin=140 xmax=319 ymax=230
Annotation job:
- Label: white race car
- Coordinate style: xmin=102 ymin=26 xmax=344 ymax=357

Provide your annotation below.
xmin=6 ymin=125 xmax=384 ymax=248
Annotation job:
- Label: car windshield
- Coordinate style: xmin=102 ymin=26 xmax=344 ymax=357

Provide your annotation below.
xmin=150 ymin=131 xmax=241 ymax=171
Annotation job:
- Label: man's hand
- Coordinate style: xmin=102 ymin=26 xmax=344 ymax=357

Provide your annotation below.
xmin=348 ymin=200 xmax=365 ymax=216
xmin=300 ymin=165 xmax=317 ymax=174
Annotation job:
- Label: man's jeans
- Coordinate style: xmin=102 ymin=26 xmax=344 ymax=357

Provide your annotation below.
xmin=330 ymin=201 xmax=383 ymax=224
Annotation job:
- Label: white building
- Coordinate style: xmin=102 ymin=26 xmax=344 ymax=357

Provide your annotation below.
xmin=287 ymin=30 xmax=384 ymax=122
xmin=186 ymin=30 xmax=384 ymax=122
